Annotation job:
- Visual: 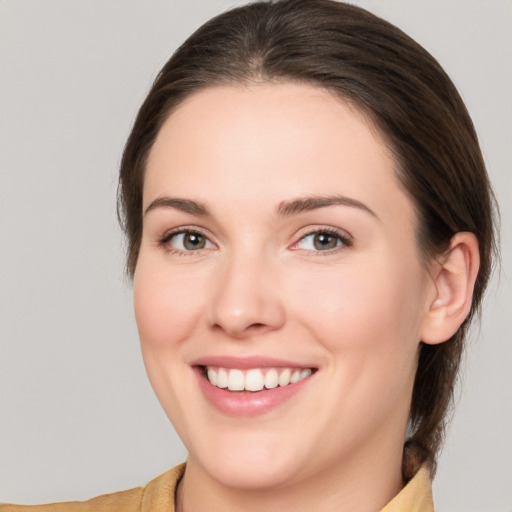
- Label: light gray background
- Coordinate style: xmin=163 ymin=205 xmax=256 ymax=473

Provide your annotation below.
xmin=1 ymin=1 xmax=511 ymax=510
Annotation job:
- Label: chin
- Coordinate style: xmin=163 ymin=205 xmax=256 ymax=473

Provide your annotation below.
xmin=201 ymin=454 xmax=303 ymax=491
xmin=186 ymin=427 xmax=311 ymax=491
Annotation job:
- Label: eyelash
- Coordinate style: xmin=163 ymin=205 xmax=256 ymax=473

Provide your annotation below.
xmin=158 ymin=227 xmax=353 ymax=256
xmin=291 ymin=227 xmax=353 ymax=255
xmin=159 ymin=227 xmax=214 ymax=256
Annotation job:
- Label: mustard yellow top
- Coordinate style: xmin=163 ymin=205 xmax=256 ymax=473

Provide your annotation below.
xmin=1 ymin=463 xmax=433 ymax=512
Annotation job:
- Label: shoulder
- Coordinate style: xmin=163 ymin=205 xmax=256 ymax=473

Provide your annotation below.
xmin=1 ymin=464 xmax=186 ymax=512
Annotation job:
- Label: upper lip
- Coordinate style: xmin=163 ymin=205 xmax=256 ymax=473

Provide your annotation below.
xmin=190 ymin=355 xmax=316 ymax=370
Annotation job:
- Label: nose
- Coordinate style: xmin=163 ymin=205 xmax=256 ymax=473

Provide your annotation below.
xmin=207 ymin=250 xmax=286 ymax=338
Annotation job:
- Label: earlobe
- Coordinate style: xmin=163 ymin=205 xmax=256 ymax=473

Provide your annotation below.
xmin=421 ymin=232 xmax=480 ymax=345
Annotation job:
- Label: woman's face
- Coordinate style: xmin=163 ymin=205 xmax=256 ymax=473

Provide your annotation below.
xmin=134 ymin=83 xmax=436 ymax=489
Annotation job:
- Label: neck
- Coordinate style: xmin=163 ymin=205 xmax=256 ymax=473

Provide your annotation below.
xmin=177 ymin=444 xmax=404 ymax=512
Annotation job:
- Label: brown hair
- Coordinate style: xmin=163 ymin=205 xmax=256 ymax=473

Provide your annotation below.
xmin=118 ymin=0 xmax=496 ymax=480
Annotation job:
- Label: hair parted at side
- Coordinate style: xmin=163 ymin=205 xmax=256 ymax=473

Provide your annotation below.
xmin=118 ymin=0 xmax=496 ymax=480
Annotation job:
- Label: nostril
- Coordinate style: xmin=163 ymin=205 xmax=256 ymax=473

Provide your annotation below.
xmin=211 ymin=321 xmax=269 ymax=338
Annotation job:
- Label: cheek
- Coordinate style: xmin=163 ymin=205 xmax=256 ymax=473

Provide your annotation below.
xmin=133 ymin=255 xmax=208 ymax=438
xmin=287 ymin=256 xmax=426 ymax=365
xmin=133 ymin=256 xmax=206 ymax=350
xmin=277 ymin=258 xmax=426 ymax=454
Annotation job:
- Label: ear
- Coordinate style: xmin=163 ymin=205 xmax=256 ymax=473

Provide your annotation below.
xmin=420 ymin=232 xmax=480 ymax=345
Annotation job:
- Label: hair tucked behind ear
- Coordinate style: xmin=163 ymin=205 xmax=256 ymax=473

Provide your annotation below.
xmin=118 ymin=0 xmax=497 ymax=479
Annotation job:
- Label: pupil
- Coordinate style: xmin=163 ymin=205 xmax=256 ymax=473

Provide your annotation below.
xmin=314 ymin=233 xmax=337 ymax=250
xmin=184 ymin=233 xmax=205 ymax=250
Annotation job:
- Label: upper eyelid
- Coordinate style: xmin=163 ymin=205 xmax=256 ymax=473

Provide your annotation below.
xmin=161 ymin=225 xmax=212 ymax=240
xmin=157 ymin=225 xmax=353 ymax=249
xmin=293 ymin=226 xmax=353 ymax=242
xmin=286 ymin=229 xmax=352 ymax=255
xmin=159 ymin=226 xmax=216 ymax=249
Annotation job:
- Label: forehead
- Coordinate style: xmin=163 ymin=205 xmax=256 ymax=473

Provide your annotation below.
xmin=144 ymin=82 xmax=414 ymax=226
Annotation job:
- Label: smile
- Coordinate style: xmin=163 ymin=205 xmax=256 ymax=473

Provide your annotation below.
xmin=204 ymin=366 xmax=313 ymax=392
xmin=192 ymin=357 xmax=318 ymax=416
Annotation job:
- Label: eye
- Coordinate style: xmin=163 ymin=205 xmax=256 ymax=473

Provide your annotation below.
xmin=162 ymin=230 xmax=215 ymax=252
xmin=293 ymin=229 xmax=351 ymax=252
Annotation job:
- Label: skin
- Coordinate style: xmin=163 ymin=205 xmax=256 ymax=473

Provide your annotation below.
xmin=133 ymin=83 xmax=475 ymax=512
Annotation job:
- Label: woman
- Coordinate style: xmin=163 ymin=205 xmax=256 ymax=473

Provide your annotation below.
xmin=1 ymin=1 xmax=499 ymax=510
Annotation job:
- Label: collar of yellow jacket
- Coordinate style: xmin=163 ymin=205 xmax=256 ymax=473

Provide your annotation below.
xmin=380 ymin=465 xmax=433 ymax=512
xmin=141 ymin=463 xmax=433 ymax=512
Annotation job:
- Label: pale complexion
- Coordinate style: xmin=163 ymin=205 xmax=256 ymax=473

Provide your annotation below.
xmin=134 ymin=83 xmax=478 ymax=512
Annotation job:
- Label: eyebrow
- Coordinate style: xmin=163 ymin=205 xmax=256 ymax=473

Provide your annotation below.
xmin=144 ymin=197 xmax=210 ymax=217
xmin=277 ymin=195 xmax=378 ymax=218
xmin=143 ymin=194 xmax=377 ymax=219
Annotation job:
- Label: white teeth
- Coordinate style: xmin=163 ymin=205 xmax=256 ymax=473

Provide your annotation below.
xmin=205 ymin=366 xmax=313 ymax=391
xmin=290 ymin=369 xmax=301 ymax=383
xmin=245 ymin=369 xmax=264 ymax=391
xmin=300 ymin=368 xmax=312 ymax=380
xmin=217 ymin=368 xmax=228 ymax=388
xmin=207 ymin=368 xmax=217 ymax=386
xmin=264 ymin=369 xmax=278 ymax=389
xmin=278 ymin=368 xmax=291 ymax=387
xmin=227 ymin=369 xmax=245 ymax=391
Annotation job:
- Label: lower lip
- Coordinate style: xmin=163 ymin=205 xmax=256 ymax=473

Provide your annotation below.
xmin=195 ymin=367 xmax=314 ymax=417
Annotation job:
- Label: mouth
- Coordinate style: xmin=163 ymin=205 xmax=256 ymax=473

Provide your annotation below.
xmin=192 ymin=359 xmax=317 ymax=416
xmin=201 ymin=366 xmax=314 ymax=392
